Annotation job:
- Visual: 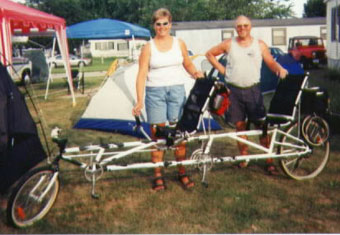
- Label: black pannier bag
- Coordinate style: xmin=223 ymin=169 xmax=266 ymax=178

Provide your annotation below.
xmin=0 ymin=63 xmax=46 ymax=194
xmin=301 ymin=87 xmax=329 ymax=116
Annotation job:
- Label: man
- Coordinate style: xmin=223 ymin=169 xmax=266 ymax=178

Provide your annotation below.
xmin=205 ymin=15 xmax=288 ymax=174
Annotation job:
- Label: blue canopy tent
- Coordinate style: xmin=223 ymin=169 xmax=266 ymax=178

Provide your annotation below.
xmin=66 ymin=18 xmax=151 ymax=63
xmin=66 ymin=18 xmax=151 ymax=39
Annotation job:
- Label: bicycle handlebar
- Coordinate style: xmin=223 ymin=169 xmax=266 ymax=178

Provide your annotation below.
xmin=135 ymin=115 xmax=141 ymax=127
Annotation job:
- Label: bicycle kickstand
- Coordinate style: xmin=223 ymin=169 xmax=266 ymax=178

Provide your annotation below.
xmin=91 ymin=174 xmax=100 ymax=199
xmin=201 ymin=164 xmax=209 ymax=188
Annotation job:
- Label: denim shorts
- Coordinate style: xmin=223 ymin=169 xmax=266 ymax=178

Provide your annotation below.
xmin=145 ymin=84 xmax=186 ymax=124
xmin=225 ymin=84 xmax=266 ymax=124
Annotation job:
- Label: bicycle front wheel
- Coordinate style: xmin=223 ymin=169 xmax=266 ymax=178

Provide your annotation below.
xmin=280 ymin=122 xmax=330 ymax=180
xmin=7 ymin=166 xmax=60 ymax=228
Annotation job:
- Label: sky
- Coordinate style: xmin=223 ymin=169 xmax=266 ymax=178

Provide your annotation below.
xmin=284 ymin=0 xmax=308 ymax=17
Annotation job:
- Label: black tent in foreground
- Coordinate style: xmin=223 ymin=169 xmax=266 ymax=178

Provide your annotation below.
xmin=0 ymin=63 xmax=46 ymax=193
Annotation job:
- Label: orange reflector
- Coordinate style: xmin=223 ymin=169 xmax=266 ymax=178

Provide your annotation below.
xmin=17 ymin=207 xmax=26 ymax=220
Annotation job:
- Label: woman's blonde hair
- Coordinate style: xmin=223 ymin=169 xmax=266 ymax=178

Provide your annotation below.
xmin=152 ymin=8 xmax=172 ymax=24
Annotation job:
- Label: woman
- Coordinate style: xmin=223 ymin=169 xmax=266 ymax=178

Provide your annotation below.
xmin=132 ymin=8 xmax=203 ymax=191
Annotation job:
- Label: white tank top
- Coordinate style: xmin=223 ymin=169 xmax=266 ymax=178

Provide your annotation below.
xmin=146 ymin=37 xmax=185 ymax=87
xmin=225 ymin=38 xmax=262 ymax=87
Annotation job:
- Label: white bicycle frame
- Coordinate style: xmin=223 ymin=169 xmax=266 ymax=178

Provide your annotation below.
xmin=62 ymin=127 xmax=311 ymax=171
xmin=55 ymin=121 xmax=311 ymax=197
xmin=53 ymin=75 xmax=312 ymax=196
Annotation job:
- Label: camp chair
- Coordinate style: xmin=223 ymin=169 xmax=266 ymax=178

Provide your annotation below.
xmin=67 ymin=69 xmax=85 ymax=94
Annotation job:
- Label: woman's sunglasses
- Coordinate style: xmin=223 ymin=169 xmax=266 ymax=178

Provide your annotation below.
xmin=155 ymin=22 xmax=169 ymax=27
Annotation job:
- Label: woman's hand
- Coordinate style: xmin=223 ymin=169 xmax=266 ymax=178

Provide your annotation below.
xmin=132 ymin=103 xmax=144 ymax=116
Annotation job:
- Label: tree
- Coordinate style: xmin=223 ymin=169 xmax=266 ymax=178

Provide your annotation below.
xmin=304 ymin=0 xmax=326 ymax=17
xmin=27 ymin=0 xmax=92 ymax=25
xmin=25 ymin=0 xmax=293 ymax=51
xmin=28 ymin=0 xmax=293 ymax=28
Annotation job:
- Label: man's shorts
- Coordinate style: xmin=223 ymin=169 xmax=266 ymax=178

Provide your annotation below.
xmin=145 ymin=84 xmax=186 ymax=124
xmin=225 ymin=84 xmax=266 ymax=124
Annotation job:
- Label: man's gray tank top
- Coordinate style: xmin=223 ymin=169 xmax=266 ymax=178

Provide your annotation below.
xmin=225 ymin=37 xmax=262 ymax=87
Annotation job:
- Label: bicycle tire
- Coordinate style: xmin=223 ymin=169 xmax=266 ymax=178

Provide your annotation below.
xmin=302 ymin=115 xmax=330 ymax=147
xmin=7 ymin=166 xmax=59 ymax=228
xmin=280 ymin=122 xmax=330 ymax=180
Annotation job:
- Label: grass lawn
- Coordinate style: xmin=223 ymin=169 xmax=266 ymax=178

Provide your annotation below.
xmin=0 ymin=67 xmax=339 ymax=233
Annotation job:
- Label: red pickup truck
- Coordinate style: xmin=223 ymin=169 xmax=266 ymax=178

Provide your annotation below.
xmin=288 ymin=36 xmax=327 ymax=69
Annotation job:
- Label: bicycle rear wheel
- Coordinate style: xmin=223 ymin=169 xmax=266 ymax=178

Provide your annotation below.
xmin=280 ymin=122 xmax=330 ymax=180
xmin=7 ymin=166 xmax=59 ymax=228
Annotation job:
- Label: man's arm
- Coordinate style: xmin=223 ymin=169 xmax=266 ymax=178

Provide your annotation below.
xmin=205 ymin=39 xmax=231 ymax=75
xmin=260 ymin=40 xmax=288 ymax=79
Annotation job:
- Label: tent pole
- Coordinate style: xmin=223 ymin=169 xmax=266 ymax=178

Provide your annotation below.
xmin=132 ymin=34 xmax=136 ymax=61
xmin=56 ymin=27 xmax=76 ymax=106
xmin=45 ymin=37 xmax=57 ymax=100
xmin=1 ymin=17 xmax=13 ymax=71
xmin=81 ymin=40 xmax=84 ymax=59
xmin=0 ymin=19 xmax=6 ymax=66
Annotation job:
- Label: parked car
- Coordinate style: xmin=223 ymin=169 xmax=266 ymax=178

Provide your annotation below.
xmin=288 ymin=36 xmax=327 ymax=69
xmin=270 ymin=47 xmax=286 ymax=59
xmin=47 ymin=54 xmax=92 ymax=68
xmin=12 ymin=56 xmax=32 ymax=84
